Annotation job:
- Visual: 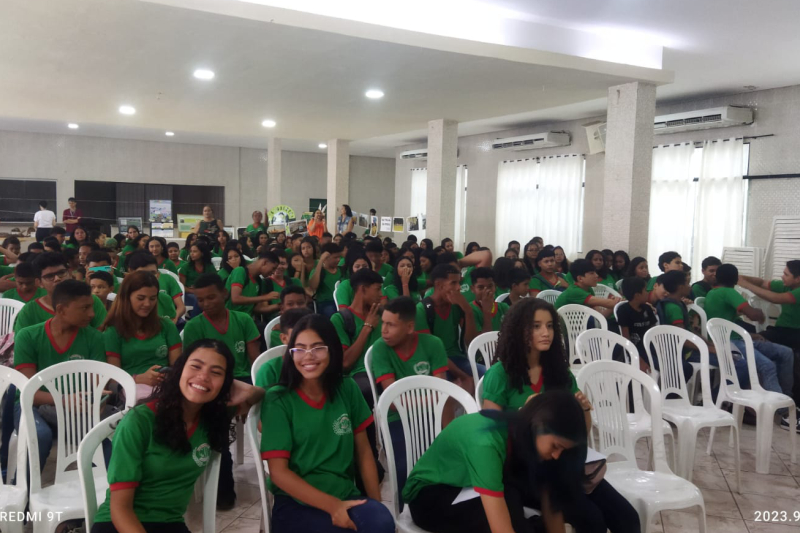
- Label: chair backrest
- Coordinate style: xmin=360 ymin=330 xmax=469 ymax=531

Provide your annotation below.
xmin=159 ymin=269 xmax=180 ymax=283
xmin=377 ymin=376 xmax=479 ymax=518
xmin=577 ymin=360 xmax=671 ymax=473
xmin=644 ymin=325 xmax=712 ymax=407
xmin=466 ymin=331 xmax=499 ymax=384
xmin=177 ymin=280 xmax=186 ymax=304
xmin=575 ymin=329 xmax=640 ymax=367
xmin=694 ymin=296 xmax=705 ymax=309
xmin=706 ymin=318 xmax=761 ymax=394
xmin=495 ymin=292 xmax=509 ymax=303
xmin=19 ymin=360 xmax=136 ymax=490
xmin=0 ymin=367 xmax=29 ymax=489
xmin=245 ymin=402 xmax=272 ymax=533
xmin=557 ymin=304 xmax=608 ymax=366
xmin=612 ymin=301 xmax=625 ymax=322
xmin=211 ymin=257 xmax=222 ymax=270
xmin=687 ymin=303 xmax=708 ymax=340
xmin=536 ymin=290 xmax=560 ymax=305
xmin=363 ymin=347 xmax=380 ymax=417
xmin=332 ymin=281 xmax=340 ymax=309
xmin=615 ymin=279 xmax=624 ymax=291
xmin=78 ymin=411 xmax=125 ymax=530
xmin=264 ymin=315 xmax=282 ymax=349
xmin=0 ymin=298 xmax=25 ymax=336
xmin=106 ymin=293 xmax=117 ymax=302
xmin=594 ymin=284 xmax=621 ymax=299
xmin=251 ymin=346 xmax=286 ymax=384
xmin=475 ymin=375 xmax=485 ymax=407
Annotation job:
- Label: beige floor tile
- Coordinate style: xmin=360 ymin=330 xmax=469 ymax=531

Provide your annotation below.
xmin=693 ymin=463 xmax=732 ymax=491
xmin=733 ymin=492 xmax=800 ymax=525
xmin=775 ymin=452 xmax=800 ymax=477
xmin=746 ymin=519 xmax=800 ymax=532
xmin=233 ymin=460 xmax=260 ymax=485
xmin=715 ymin=447 xmax=791 ymax=476
xmin=699 ymin=488 xmax=743 ymax=519
xmin=240 ymin=499 xmax=264 ymax=521
xmin=218 ymin=482 xmax=263 ymax=518
xmin=722 ymin=469 xmax=800 ymax=497
xmin=662 ymin=511 xmax=747 ymax=533
xmin=221 ymin=517 xmax=262 ymax=533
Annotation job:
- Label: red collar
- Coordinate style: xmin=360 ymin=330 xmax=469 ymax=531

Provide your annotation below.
xmin=204 ymin=310 xmax=230 ymax=335
xmin=36 ymin=297 xmax=55 ymax=315
xmin=45 ymin=319 xmax=79 ymax=355
xmin=296 ymin=388 xmax=326 ymax=409
xmin=393 ymin=334 xmax=420 ymax=362
xmin=530 ymin=371 xmax=545 ymax=394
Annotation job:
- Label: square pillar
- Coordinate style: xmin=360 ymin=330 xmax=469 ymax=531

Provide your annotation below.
xmin=425 ymin=119 xmax=458 ymax=244
xmin=601 ymin=82 xmax=657 ymax=257
xmin=327 ymin=139 xmax=350 ymax=231
xmin=267 ymin=137 xmax=282 ymax=207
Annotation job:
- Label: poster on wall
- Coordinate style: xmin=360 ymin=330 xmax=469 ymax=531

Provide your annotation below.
xmin=369 ymin=216 xmax=379 ymax=237
xmin=288 ymin=219 xmax=308 ymax=235
xmin=301 ymin=212 xmax=313 ymax=221
xmin=358 ymin=213 xmax=369 ymax=227
xmin=421 ymin=214 xmax=427 ymax=230
xmin=177 ymin=214 xmax=203 ymax=237
xmin=407 ymin=216 xmax=420 ymax=232
xmin=380 ymin=216 xmax=392 ymax=232
xmin=118 ymin=217 xmax=143 ymax=232
xmin=149 ymin=200 xmax=174 ymax=238
xmin=267 ymin=205 xmax=296 ymax=225
xmin=392 ymin=217 xmax=404 ymax=233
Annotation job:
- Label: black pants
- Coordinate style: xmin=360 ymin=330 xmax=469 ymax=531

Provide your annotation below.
xmin=92 ymin=522 xmax=189 ymax=533
xmin=764 ymin=326 xmax=800 ymax=402
xmin=35 ymin=228 xmax=51 ymax=242
xmin=217 ymin=376 xmax=253 ymax=499
xmin=563 ymin=480 xmax=640 ymax=533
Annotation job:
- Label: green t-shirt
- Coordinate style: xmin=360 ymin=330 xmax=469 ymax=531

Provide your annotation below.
xmin=597 ymin=274 xmax=617 ymax=290
xmin=179 ymin=248 xmax=190 ymax=261
xmin=554 ymin=285 xmax=595 ymax=310
xmin=528 ymin=274 xmax=567 ymax=294
xmin=403 ymin=413 xmax=507 ymax=503
xmin=470 ymin=301 xmax=509 ymax=333
xmin=246 ymin=223 xmax=267 ymax=241
xmin=310 ymin=266 xmax=342 ymax=303
xmin=218 ymin=268 xmax=231 ymax=283
xmin=260 ymin=378 xmax=373 ymax=503
xmin=770 ymin=280 xmax=800 ymax=329
xmin=104 ymin=317 xmax=181 ymax=375
xmin=691 ymin=281 xmax=712 ymax=299
xmin=414 ymin=301 xmax=465 ymax=358
xmin=416 ymin=271 xmax=429 ymax=291
xmin=94 ymin=403 xmax=211 ymax=524
xmin=178 ymin=262 xmax=216 ymax=289
xmin=455 ymin=252 xmax=465 ymax=260
xmin=170 ymin=259 xmax=187 ymax=271
xmin=255 ymin=356 xmax=284 ymax=389
xmin=382 ymin=284 xmax=421 ymax=302
xmin=269 ymin=328 xmax=283 ymax=349
xmin=225 ymin=266 xmax=261 ymax=314
xmin=156 ymin=291 xmax=177 ymax=320
xmin=261 ymin=277 xmax=303 ymax=321
xmin=335 ymin=279 xmax=354 ymax=308
xmin=646 ymin=277 xmax=657 ymax=292
xmin=331 ymin=307 xmax=382 ymax=376
xmin=156 ymin=258 xmax=178 ymax=275
xmin=563 ymin=272 xmax=575 ymax=286
xmin=1 ymin=287 xmax=47 ymax=304
xmin=482 ymin=363 xmax=579 ymax=411
xmin=377 ymin=263 xmax=394 ymax=282
xmin=704 ymin=287 xmax=747 ymax=324
xmin=662 ymin=301 xmax=687 ymax=327
xmin=423 ymin=285 xmax=476 ymax=303
xmin=158 ymin=274 xmax=183 ymax=303
xmin=0 ymin=265 xmax=14 ymax=277
xmin=13 ymin=295 xmax=107 ymax=334
xmin=183 ymin=310 xmax=260 ymax=378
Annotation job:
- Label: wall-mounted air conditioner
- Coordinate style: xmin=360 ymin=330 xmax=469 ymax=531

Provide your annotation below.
xmin=399 ymin=149 xmax=428 ymax=160
xmin=491 ymin=132 xmax=570 ymax=151
xmin=654 ymin=106 xmax=753 ymax=134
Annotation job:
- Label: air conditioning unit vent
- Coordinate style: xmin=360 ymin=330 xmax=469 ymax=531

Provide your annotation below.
xmin=490 ymin=132 xmax=570 ymax=151
xmin=654 ymin=106 xmax=752 ymax=134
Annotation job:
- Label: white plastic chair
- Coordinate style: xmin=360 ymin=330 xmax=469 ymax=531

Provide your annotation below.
xmin=706 ymin=318 xmax=797 ymax=474
xmin=363 ymin=347 xmax=380 ymax=418
xmin=536 ymin=289 xmax=560 ymax=305
xmin=578 ymin=361 xmax=707 ymax=533
xmin=594 ymin=284 xmax=622 ymax=300
xmin=246 ymin=402 xmax=272 ymax=533
xmin=19 ymin=360 xmax=136 ymax=533
xmin=644 ymin=326 xmax=741 ymax=487
xmin=0 ymin=367 xmax=29 ymax=533
xmin=0 ymin=298 xmax=25 ymax=336
xmin=612 ymin=301 xmax=626 ymax=322
xmin=211 ymin=256 xmax=222 ymax=270
xmin=475 ymin=375 xmax=485 ymax=406
xmin=684 ymin=303 xmax=716 ymax=404
xmin=494 ymin=292 xmax=509 ymax=303
xmin=694 ymin=296 xmax=705 ymax=309
xmin=159 ymin=268 xmax=180 ymax=283
xmin=106 ymin=293 xmax=116 ymax=302
xmin=264 ymin=315 xmax=282 ymax=349
xmin=466 ymin=331 xmax=499 ymax=385
xmin=557 ymin=304 xmax=608 ymax=369
xmin=377 ymin=376 xmax=478 ymax=530
xmin=251 ymin=346 xmax=286 ymax=384
xmin=615 ymin=279 xmax=624 ymax=291
xmin=333 ymin=280 xmax=341 ymax=309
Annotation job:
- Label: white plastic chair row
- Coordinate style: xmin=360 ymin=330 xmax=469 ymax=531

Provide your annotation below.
xmin=0 ymin=367 xmax=29 ymax=533
xmin=557 ymin=304 xmax=608 ymax=369
xmin=466 ymin=331 xmax=499 ymax=385
xmin=0 ymin=298 xmax=25 ymax=336
xmin=264 ymin=315 xmax=282 ymax=349
xmin=594 ymin=284 xmax=622 ymax=300
xmin=536 ymin=289 xmax=560 ymax=305
xmin=211 ymin=256 xmax=223 ymax=270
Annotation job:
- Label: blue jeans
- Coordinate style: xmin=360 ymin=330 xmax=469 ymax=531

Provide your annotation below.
xmin=14 ymin=403 xmax=55 ymax=472
xmin=272 ymin=495 xmax=395 ymax=533
xmin=686 ymin=350 xmax=750 ymax=393
xmin=316 ymin=300 xmax=337 ymax=319
xmin=733 ymin=339 xmax=794 ymax=395
xmin=184 ymin=293 xmax=201 ymax=318
xmin=447 ymin=355 xmax=485 ymax=381
xmin=388 ymin=419 xmax=408 ymax=509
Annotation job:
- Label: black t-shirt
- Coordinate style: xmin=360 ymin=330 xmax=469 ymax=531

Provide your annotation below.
xmin=617 ymin=302 xmax=657 ymax=358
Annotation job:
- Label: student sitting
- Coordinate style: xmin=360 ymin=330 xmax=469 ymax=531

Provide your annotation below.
xmin=365 ymin=239 xmax=394 ymax=282
xmin=581 ymin=250 xmax=616 ymax=290
xmin=383 ymin=255 xmax=421 ymax=301
xmin=263 ymin=250 xmax=304 ymax=321
xmin=441 ymin=237 xmax=464 ymax=260
xmin=612 ymin=251 xmax=631 ymax=282
xmin=691 ymin=256 xmax=721 ymax=299
xmin=167 ymin=241 xmax=187 ymax=271
xmin=226 ymin=250 xmax=279 ymax=315
xmin=178 ymin=241 xmax=217 ymax=295
xmin=737 ymin=260 xmax=800 ymax=353
xmin=86 ymin=250 xmax=121 ymax=293
xmin=0 ymin=237 xmax=20 ymax=265
xmin=91 ymin=340 xmax=264 ymax=533
xmin=617 ymin=277 xmax=658 ymax=372
xmin=256 ymin=307 xmax=313 ymax=388
xmin=648 ymin=251 xmax=683 ymax=298
xmin=334 ymin=250 xmax=372 ymax=309
xmin=649 ymin=271 xmax=701 ymax=382
xmin=89 ymin=271 xmax=115 ymax=310
xmin=127 ymin=252 xmax=186 ymax=324
xmin=148 ymin=236 xmax=178 ymax=274
xmin=14 ymin=280 xmax=105 ymax=471
xmin=266 ymin=286 xmax=310 ymax=349
xmin=508 ymin=268 xmax=532 ymax=306
xmin=469 ymin=267 xmax=509 ymax=334
xmin=1 ymin=261 xmax=46 ymax=303
xmin=554 ymin=259 xmax=621 ymax=319
xmin=309 ymin=243 xmax=344 ymax=318
xmin=218 ymin=244 xmax=245 ymax=284
xmin=529 ymin=248 xmax=570 ymax=296
xmin=261 ymin=315 xmax=395 ymax=533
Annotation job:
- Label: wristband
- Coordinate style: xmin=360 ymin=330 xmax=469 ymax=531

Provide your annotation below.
xmin=364 ymin=323 xmax=374 ymax=330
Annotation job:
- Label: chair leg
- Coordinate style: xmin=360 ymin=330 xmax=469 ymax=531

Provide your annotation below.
xmin=789 ymin=405 xmax=797 ymax=465
xmin=754 ymin=405 xmax=775 ymax=474
xmin=236 ymin=417 xmax=244 ymax=466
xmin=731 ymin=424 xmax=742 ymax=494
xmin=677 ymin=425 xmax=699 ymax=482
xmin=697 ymin=502 xmax=707 ymax=533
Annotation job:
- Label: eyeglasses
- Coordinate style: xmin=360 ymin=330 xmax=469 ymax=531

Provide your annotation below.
xmin=289 ymin=346 xmax=329 ymax=358
xmin=41 ymin=269 xmax=69 ymax=282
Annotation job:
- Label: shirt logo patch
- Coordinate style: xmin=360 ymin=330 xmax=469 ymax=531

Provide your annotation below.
xmin=192 ymin=443 xmax=211 ymax=467
xmin=68 ymin=354 xmax=85 ymax=361
xmin=413 ymin=361 xmax=431 ymax=375
xmin=235 ymin=341 xmax=245 ymax=354
xmin=156 ymin=345 xmax=168 ymax=358
xmin=332 ymin=414 xmax=352 ymax=436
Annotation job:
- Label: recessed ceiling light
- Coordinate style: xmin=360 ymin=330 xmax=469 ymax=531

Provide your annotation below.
xmin=193 ymin=69 xmax=215 ymax=80
xmin=365 ymin=89 xmax=384 ymax=99
xmin=318 ymin=143 xmax=327 ymax=149
xmin=67 ymin=123 xmax=79 ymax=129
xmin=261 ymin=119 xmax=276 ymax=128
xmin=165 ymin=131 xmax=175 ymax=137
xmin=119 ymin=105 xmax=136 ymax=115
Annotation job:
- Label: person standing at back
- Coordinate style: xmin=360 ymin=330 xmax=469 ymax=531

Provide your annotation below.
xmin=337 ymin=205 xmax=355 ymax=235
xmin=192 ymin=204 xmax=223 ymax=237
xmin=62 ymin=197 xmax=83 ymax=237
xmin=33 ymin=200 xmax=57 ymax=243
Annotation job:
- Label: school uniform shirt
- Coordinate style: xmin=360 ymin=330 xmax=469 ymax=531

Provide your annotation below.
xmin=104 ymin=317 xmax=181 ymax=376
xmin=13 ymin=295 xmax=107 ymax=334
xmin=1 ymin=287 xmax=47 ymax=304
xmin=554 ymin=285 xmax=595 ymax=310
xmin=156 ymin=291 xmax=178 ymax=320
xmin=769 ymin=280 xmax=800 ymax=329
xmin=646 ymin=277 xmax=657 ymax=292
xmin=528 ymin=273 xmax=567 ymax=294
xmin=170 ymin=259 xmax=188 ymax=271
xmin=414 ymin=301 xmax=465 ymax=359
xmin=245 ymin=223 xmax=267 ymax=241
xmin=403 ymin=412 xmax=507 ymax=503
xmin=662 ymin=301 xmax=687 ymax=327
xmin=178 ymin=262 xmax=216 ymax=289
xmin=562 ymin=272 xmax=575 ymax=286
xmin=704 ymin=287 xmax=748 ymax=340
xmin=93 ymin=402 xmax=211 ymax=524
xmin=310 ymin=266 xmax=342 ymax=303
xmin=262 ymin=276 xmax=303 ymax=321
xmin=255 ymin=356 xmax=284 ymax=389
xmin=335 ymin=279 xmax=354 ymax=308
xmin=616 ymin=302 xmax=658 ymax=359
xmin=269 ymin=328 xmax=282 ymax=349
xmin=331 ymin=306 xmax=382 ymax=376
xmin=423 ymin=285 xmax=476 ymax=303
xmin=416 ymin=271 xmax=430 ymax=291
xmin=158 ymin=274 xmax=183 ymax=306
xmin=155 ymin=257 xmax=178 ymax=275
xmin=260 ymin=379 xmax=373 ymax=503
xmin=225 ymin=266 xmax=261 ymax=314
xmin=183 ymin=310 xmax=260 ymax=379
xmin=597 ymin=274 xmax=617 ymax=290
xmin=470 ymin=301 xmax=509 ymax=333
xmin=690 ymin=281 xmax=712 ymax=300
xmin=179 ymin=248 xmax=190 ymax=261
xmin=382 ymin=284 xmax=421 ymax=302
xmin=482 ymin=363 xmax=579 ymax=411
xmin=0 ymin=265 xmax=13 ymax=277
xmin=377 ymin=263 xmax=394 ymax=282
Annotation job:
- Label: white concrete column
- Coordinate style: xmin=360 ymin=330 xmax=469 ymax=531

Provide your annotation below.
xmin=267 ymin=137 xmax=282 ymax=207
xmin=425 ymin=119 xmax=458 ymax=244
xmin=326 ymin=139 xmax=350 ymax=231
xmin=601 ymin=82 xmax=656 ymax=257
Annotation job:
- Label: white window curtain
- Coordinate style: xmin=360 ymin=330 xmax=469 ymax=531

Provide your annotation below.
xmin=647 ymin=143 xmax=696 ymax=271
xmin=409 ymin=168 xmax=427 ymax=239
xmin=693 ymin=138 xmax=745 ymax=266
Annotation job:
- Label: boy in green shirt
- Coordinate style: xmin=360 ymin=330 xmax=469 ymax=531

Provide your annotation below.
xmin=14 ymin=280 xmax=105 ymax=470
xmin=226 ymin=250 xmax=279 ymax=315
xmin=469 ymin=267 xmax=509 ymax=333
xmin=365 ymin=240 xmax=394 ymax=284
xmin=554 ymin=259 xmax=620 ymax=319
xmin=166 ymin=242 xmax=187 ymax=271
xmin=691 ymin=256 xmax=721 ymax=300
xmin=265 ymin=285 xmax=309 ymax=349
xmin=1 ymin=262 xmax=46 ymax=303
xmin=648 ymin=251 xmax=684 ymax=301
xmin=85 ymin=250 xmax=121 ymax=293
xmin=309 ymin=243 xmax=344 ymax=318
xmin=508 ymin=268 xmax=531 ymax=306
xmin=738 ymin=259 xmax=800 ymax=353
xmin=88 ymin=271 xmax=115 ymax=310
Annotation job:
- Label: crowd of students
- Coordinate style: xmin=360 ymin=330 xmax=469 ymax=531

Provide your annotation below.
xmin=3 ymin=217 xmax=800 ymax=533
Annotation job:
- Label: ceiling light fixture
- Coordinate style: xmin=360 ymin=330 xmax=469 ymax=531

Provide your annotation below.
xmin=365 ymin=89 xmax=384 ymax=99
xmin=318 ymin=143 xmax=327 ymax=149
xmin=119 ymin=105 xmax=136 ymax=115
xmin=193 ymin=69 xmax=215 ymax=80
xmin=67 ymin=123 xmax=79 ymax=129
xmin=261 ymin=119 xmax=276 ymax=128
xmin=165 ymin=131 xmax=175 ymax=136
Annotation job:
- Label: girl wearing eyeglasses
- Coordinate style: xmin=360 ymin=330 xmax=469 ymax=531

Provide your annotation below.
xmin=260 ymin=314 xmax=395 ymax=533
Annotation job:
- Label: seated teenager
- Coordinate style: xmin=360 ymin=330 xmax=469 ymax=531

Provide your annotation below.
xmin=335 ymin=251 xmax=373 ymax=309
xmin=441 ymin=237 xmax=463 ymax=260
xmin=383 ymin=255 xmax=421 ymax=301
xmin=14 ymin=280 xmax=105 ymax=471
xmin=91 ymin=340 xmax=264 ymax=533
xmin=617 ymin=277 xmax=659 ymax=372
xmin=585 ymin=250 xmax=617 ymax=289
xmin=64 ymin=247 xmax=83 ymax=281
xmin=178 ymin=241 xmax=217 ymax=295
xmin=0 ymin=237 xmax=21 ymax=265
xmin=127 ymin=251 xmax=186 ymax=324
xmin=365 ymin=240 xmax=394 ymax=283
xmin=469 ymin=267 xmax=509 ymax=334
xmin=554 ymin=259 xmax=621 ymax=319
xmin=86 ymin=250 xmax=121 ymax=293
xmin=309 ymin=243 xmax=344 ymax=318
xmin=737 ymin=260 xmax=800 ymax=353
xmin=255 ymin=307 xmax=313 ymax=388
xmin=218 ymin=244 xmax=244 ymax=284
xmin=266 ymin=286 xmax=310 ymax=348
xmin=612 ymin=251 xmax=631 ymax=282
xmin=148 ymin=236 xmax=178 ymax=274
xmin=508 ymin=268 xmax=532 ymax=306
xmin=28 ymin=242 xmax=45 ymax=254
xmin=263 ymin=249 xmax=303 ymax=321
xmin=226 ymin=250 xmax=280 ymax=316
xmin=167 ymin=242 xmax=187 ymax=271
xmin=1 ymin=261 xmax=46 ymax=303
xmin=417 ymin=249 xmax=436 ymax=290
xmin=648 ymin=251 xmax=683 ymax=300
xmin=261 ymin=315 xmax=395 ymax=533
xmin=78 ymin=242 xmax=99 ymax=270
xmin=650 ymin=271 xmax=701 ymax=382
xmin=529 ymin=248 xmax=569 ymax=296
xmin=691 ymin=256 xmax=721 ymax=300
xmin=89 ymin=271 xmax=115 ymax=310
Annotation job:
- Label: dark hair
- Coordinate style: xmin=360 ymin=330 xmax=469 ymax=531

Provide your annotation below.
xmin=39 ymin=200 xmax=48 ymax=208
xmin=278 ymin=314 xmax=344 ymax=400
xmin=86 ymin=251 xmax=112 ymax=266
xmin=626 ymin=256 xmax=649 ymax=279
xmin=194 ymin=273 xmax=225 ymax=291
xmin=532 ymin=236 xmax=543 ymax=246
xmin=470 ymin=267 xmax=494 ymax=286
xmin=89 ymin=270 xmax=114 ymax=287
xmin=32 ymin=252 xmax=67 ymax=278
xmin=182 ymin=233 xmax=197 ymax=251
xmin=350 ymin=267 xmax=383 ymax=291
xmin=787 ymin=260 xmax=800 ymax=278
xmin=103 ymin=271 xmax=162 ymax=340
xmin=2 ymin=236 xmax=20 ymax=248
xmin=569 ymin=259 xmax=595 ymax=282
xmin=657 ymin=270 xmax=688 ymax=294
xmin=152 ymin=340 xmax=235 ymax=453
xmin=127 ymin=250 xmax=158 ymax=271
xmin=421 ymin=238 xmax=433 ymax=250
xmin=342 ymin=204 xmax=353 ymax=217
xmin=320 ymin=243 xmax=342 ymax=257
xmin=466 ymin=242 xmax=480 ymax=255
xmin=715 ymin=264 xmax=739 ymax=288
xmin=441 ymin=238 xmax=453 ymax=247
xmin=148 ymin=236 xmax=169 ymax=259
xmin=344 ymin=250 xmax=372 ymax=279
xmin=437 ymin=252 xmax=458 ymax=266
xmin=658 ymin=251 xmax=681 ymax=272
xmin=584 ymin=249 xmax=608 ymax=278
xmin=280 ymin=284 xmax=306 ymax=302
xmin=701 ymin=256 xmax=722 ymax=270
xmin=510 ymin=267 xmax=532 ymax=286
xmin=621 ymin=277 xmax=647 ymax=301
xmin=68 ymin=197 xmax=76 ymax=203
xmin=127 ymin=225 xmax=140 ymax=234
xmin=63 ymin=247 xmax=79 ymax=264
xmin=508 ymin=240 xmax=520 ymax=247
xmin=42 ymin=237 xmax=61 ymax=252
xmin=322 ymin=232 xmax=333 ymax=239
xmin=167 ymin=242 xmax=180 ymax=251
xmin=612 ymin=251 xmax=631 ymax=276
xmin=131 ymin=233 xmax=150 ymax=250
xmin=28 ymin=242 xmax=45 ymax=252
xmin=431 ymin=263 xmax=459 ymax=283
xmin=49 ymin=227 xmax=66 ymax=237
xmin=79 ymin=242 xmax=99 ymax=252
xmin=191 ymin=242 xmax=213 ymax=267
xmin=407 ymin=234 xmax=417 ymax=243
xmin=51 ymin=279 xmax=92 ymax=309
xmin=389 ymin=255 xmax=417 ymax=294
xmin=300 ymin=237 xmax=319 ymax=259
xmin=280 ymin=307 xmax=313 ymax=333
xmin=535 ymin=247 xmax=556 ymax=270
xmin=491 ymin=257 xmax=515 ymax=291
xmin=365 ymin=240 xmax=383 ymax=254
xmin=14 ymin=261 xmax=36 ymax=279
xmin=221 ymin=245 xmax=244 ymax=274
xmin=383 ymin=296 xmax=417 ymax=322
xmin=66 ymin=226 xmax=87 ymax=247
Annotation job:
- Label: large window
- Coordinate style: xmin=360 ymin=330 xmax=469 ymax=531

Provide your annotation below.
xmin=0 ymin=179 xmax=56 ymax=223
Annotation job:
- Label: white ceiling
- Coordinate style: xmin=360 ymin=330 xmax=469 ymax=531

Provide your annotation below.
xmin=1 ymin=0 xmax=799 ymax=157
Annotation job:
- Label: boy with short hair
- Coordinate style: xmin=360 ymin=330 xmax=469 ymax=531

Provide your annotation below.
xmin=166 ymin=242 xmax=186 ymax=270
xmin=554 ymin=259 xmax=621 ymax=318
xmin=1 ymin=262 xmax=46 ymax=303
xmin=691 ymin=256 xmax=721 ymax=300
xmin=738 ymin=260 xmax=800 ymax=353
xmin=469 ymin=267 xmax=509 ymax=333
xmin=88 ymin=271 xmax=115 ymax=310
xmin=266 ymin=285 xmax=308 ymax=348
xmin=226 ymin=250 xmax=279 ymax=315
xmin=262 ymin=250 xmax=303 ymax=322
xmin=365 ymin=240 xmax=393 ymax=281
xmin=507 ymin=268 xmax=531 ymax=306
xmin=507 ymin=240 xmax=521 ymax=255
xmin=309 ymin=243 xmax=344 ymax=318
xmin=648 ymin=251 xmax=684 ymax=293
xmin=320 ymin=232 xmax=333 ymax=246
xmin=49 ymin=226 xmax=66 ymax=244
xmin=617 ymin=277 xmax=658 ymax=371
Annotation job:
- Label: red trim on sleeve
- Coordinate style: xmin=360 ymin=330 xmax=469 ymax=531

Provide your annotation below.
xmin=105 ymin=351 xmax=121 ymax=359
xmin=172 ymin=293 xmax=183 ymax=301
xmin=231 ymin=283 xmax=244 ymax=289
xmin=247 ymin=336 xmax=260 ymax=344
xmin=261 ymin=450 xmax=290 ymax=460
xmin=583 ymin=296 xmax=593 ymax=305
xmin=417 ymin=329 xmax=431 ymax=334
xmin=168 ymin=343 xmax=182 ymax=352
xmin=110 ymin=481 xmax=139 ymax=491
xmin=529 ymin=289 xmax=541 ymax=296
xmin=788 ymin=292 xmax=797 ymax=304
xmin=341 ymin=344 xmax=350 ymax=351
xmin=474 ymin=487 xmax=504 ymax=498
xmin=736 ymin=302 xmax=749 ymax=312
xmin=14 ymin=363 xmax=36 ymax=370
xmin=432 ymin=366 xmax=448 ymax=375
xmin=338 ymin=304 xmax=348 ymax=309
xmin=672 ymin=320 xmax=684 ymax=326
xmin=354 ymin=414 xmax=374 ymax=434
xmin=375 ymin=373 xmax=395 ymax=384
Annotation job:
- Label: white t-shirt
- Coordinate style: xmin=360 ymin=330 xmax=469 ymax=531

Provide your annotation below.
xmin=34 ymin=210 xmax=56 ymax=228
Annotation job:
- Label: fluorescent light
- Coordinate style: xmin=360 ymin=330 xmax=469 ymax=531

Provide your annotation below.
xmin=193 ymin=69 xmax=215 ymax=80
xmin=165 ymin=131 xmax=175 ymax=137
xmin=365 ymin=89 xmax=384 ymax=99
xmin=318 ymin=143 xmax=327 ymax=149
xmin=261 ymin=119 xmax=277 ymax=128
xmin=67 ymin=123 xmax=79 ymax=129
xmin=119 ymin=105 xmax=136 ymax=115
